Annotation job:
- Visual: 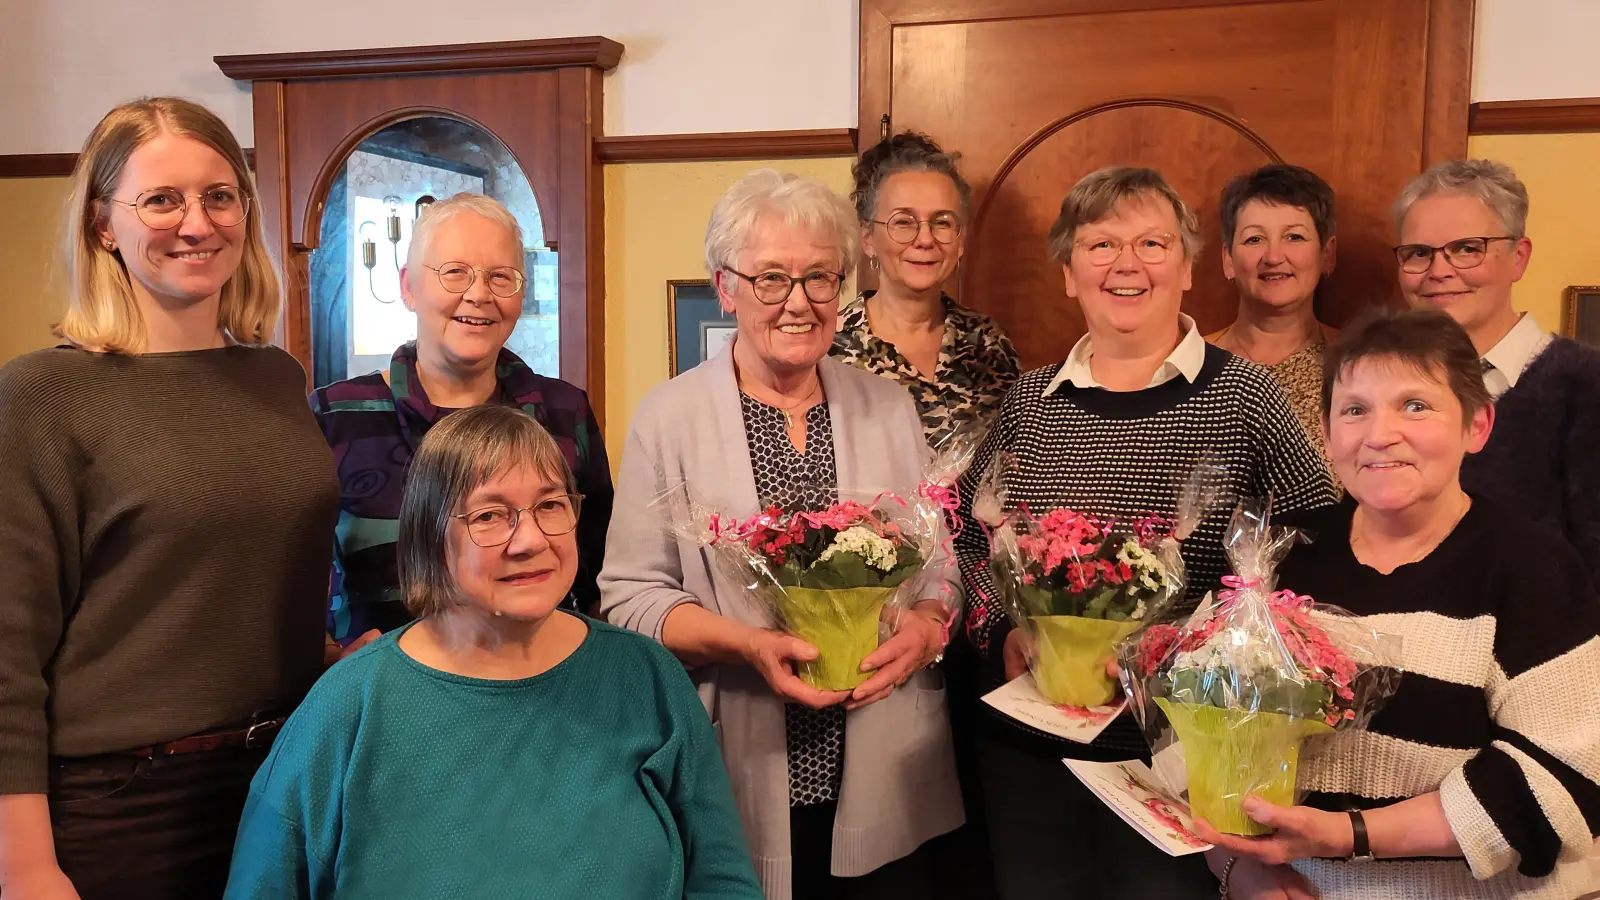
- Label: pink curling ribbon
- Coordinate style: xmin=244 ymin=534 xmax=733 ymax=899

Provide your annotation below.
xmin=1217 ymin=575 xmax=1261 ymax=607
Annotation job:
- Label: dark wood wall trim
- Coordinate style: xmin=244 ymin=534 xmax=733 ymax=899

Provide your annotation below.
xmin=0 ymin=153 xmax=79 ymax=178
xmin=215 ymin=36 xmax=623 ymax=82
xmin=1469 ymin=98 xmax=1600 ymax=135
xmin=594 ymin=128 xmax=857 ymax=162
xmin=0 ymin=149 xmax=257 ymax=179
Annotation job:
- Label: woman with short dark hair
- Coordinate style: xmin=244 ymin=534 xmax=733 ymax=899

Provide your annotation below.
xmin=225 ymin=406 xmax=759 ymax=899
xmin=1200 ymin=306 xmax=1600 ymax=900
xmin=1208 ymin=164 xmax=1341 ymax=470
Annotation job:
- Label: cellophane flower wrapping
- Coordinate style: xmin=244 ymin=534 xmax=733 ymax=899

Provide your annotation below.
xmin=1119 ymin=499 xmax=1402 ymax=835
xmin=983 ymin=462 xmax=1221 ymax=708
xmin=654 ymin=485 xmax=949 ymax=691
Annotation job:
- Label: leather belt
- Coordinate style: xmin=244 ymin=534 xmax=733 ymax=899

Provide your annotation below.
xmin=123 ymin=712 xmax=286 ymax=758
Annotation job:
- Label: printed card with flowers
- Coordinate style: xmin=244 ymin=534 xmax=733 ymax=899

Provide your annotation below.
xmin=1062 ymin=759 xmax=1213 ymax=856
xmin=981 ymin=673 xmax=1127 ymax=744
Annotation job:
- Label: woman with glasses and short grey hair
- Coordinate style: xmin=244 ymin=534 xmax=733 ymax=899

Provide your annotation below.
xmin=225 ymin=405 xmax=761 ymax=899
xmin=1393 ymin=159 xmax=1600 ymax=585
xmin=600 ymin=169 xmax=963 ymax=900
xmin=311 ymin=192 xmax=613 ymax=656
xmin=952 ymin=166 xmax=1336 ymax=900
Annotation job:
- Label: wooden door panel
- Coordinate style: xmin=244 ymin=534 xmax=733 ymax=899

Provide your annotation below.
xmin=864 ymin=0 xmax=1472 ymax=369
xmin=968 ymin=104 xmax=1278 ymax=364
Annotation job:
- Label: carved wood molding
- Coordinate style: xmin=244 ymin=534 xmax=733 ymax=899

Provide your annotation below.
xmin=0 ymin=149 xmax=257 ymax=178
xmin=594 ymin=129 xmax=858 ymax=162
xmin=215 ymin=36 xmax=623 ymax=81
xmin=1469 ymin=98 xmax=1600 ymax=135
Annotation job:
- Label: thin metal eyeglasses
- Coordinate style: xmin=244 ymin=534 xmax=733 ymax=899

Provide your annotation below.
xmin=423 ymin=262 xmax=527 ymax=298
xmin=106 ymin=185 xmax=250 ymax=229
xmin=1392 ymin=236 xmax=1516 ymax=274
xmin=451 ymin=494 xmax=584 ymax=548
xmin=722 ymin=267 xmax=845 ymax=305
xmin=869 ymin=212 xmax=963 ymax=245
xmin=1074 ymin=232 xmax=1178 ymax=266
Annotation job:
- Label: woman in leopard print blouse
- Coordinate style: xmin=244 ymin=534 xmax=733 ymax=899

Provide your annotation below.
xmin=833 ymin=133 xmax=1019 ymax=451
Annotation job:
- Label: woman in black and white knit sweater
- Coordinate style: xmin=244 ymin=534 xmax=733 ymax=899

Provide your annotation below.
xmin=1200 ymin=307 xmax=1600 ymax=900
xmin=952 ymin=167 xmax=1337 ymax=900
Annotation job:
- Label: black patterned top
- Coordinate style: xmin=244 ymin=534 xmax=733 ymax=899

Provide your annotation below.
xmin=831 ymin=292 xmax=1021 ymax=447
xmin=739 ymin=392 xmax=845 ymax=807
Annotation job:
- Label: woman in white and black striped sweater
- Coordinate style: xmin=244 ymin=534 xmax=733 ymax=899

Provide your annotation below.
xmin=952 ymin=167 xmax=1337 ymax=900
xmin=1200 ymin=307 xmax=1600 ymax=900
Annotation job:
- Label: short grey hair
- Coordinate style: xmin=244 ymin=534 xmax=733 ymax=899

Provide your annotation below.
xmin=703 ymin=169 xmax=861 ymax=278
xmin=1393 ymin=159 xmax=1529 ymax=239
xmin=1046 ymin=167 xmax=1202 ymax=263
xmin=405 ymin=192 xmax=525 ymax=275
xmin=398 ymin=405 xmax=578 ymax=618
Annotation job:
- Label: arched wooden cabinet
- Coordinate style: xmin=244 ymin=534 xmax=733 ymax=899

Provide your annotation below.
xmin=216 ymin=37 xmax=621 ymax=416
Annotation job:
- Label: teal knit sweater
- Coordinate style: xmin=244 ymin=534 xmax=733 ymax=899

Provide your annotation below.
xmin=224 ymin=618 xmax=760 ymax=899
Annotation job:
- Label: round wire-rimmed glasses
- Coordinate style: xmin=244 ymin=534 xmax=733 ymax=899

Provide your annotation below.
xmin=451 ymin=494 xmax=584 ymax=548
xmin=423 ymin=262 xmax=527 ymax=298
xmin=722 ymin=267 xmax=844 ymax=305
xmin=1392 ymin=236 xmax=1515 ymax=274
xmin=107 ymin=185 xmax=251 ymax=230
xmin=1074 ymin=231 xmax=1178 ymax=266
xmin=870 ymin=212 xmax=963 ymax=245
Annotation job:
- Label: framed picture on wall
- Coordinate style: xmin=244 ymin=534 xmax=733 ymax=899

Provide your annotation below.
xmin=668 ymin=280 xmax=735 ymax=376
xmin=1562 ymin=286 xmax=1600 ymax=348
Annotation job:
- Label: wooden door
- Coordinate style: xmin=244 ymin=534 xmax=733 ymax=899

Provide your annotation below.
xmin=861 ymin=0 xmax=1474 ymax=368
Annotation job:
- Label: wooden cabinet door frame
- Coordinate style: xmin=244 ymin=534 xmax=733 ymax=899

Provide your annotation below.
xmin=217 ymin=37 xmax=620 ymax=418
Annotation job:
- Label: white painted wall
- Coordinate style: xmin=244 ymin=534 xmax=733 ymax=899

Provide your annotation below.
xmin=3 ymin=0 xmax=1597 ymax=155
xmin=1473 ymin=0 xmax=1600 ymax=102
xmin=0 ymin=0 xmax=858 ymax=154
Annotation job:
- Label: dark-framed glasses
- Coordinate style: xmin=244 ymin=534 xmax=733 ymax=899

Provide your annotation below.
xmin=108 ymin=185 xmax=250 ymax=229
xmin=424 ymin=262 xmax=527 ymax=298
xmin=452 ymin=494 xmax=583 ymax=548
xmin=723 ymin=267 xmax=844 ymax=305
xmin=871 ymin=212 xmax=963 ymax=245
xmin=1392 ymin=236 xmax=1516 ymax=274
xmin=1075 ymin=231 xmax=1177 ymax=266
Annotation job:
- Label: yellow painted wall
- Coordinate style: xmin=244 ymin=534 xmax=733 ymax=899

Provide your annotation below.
xmin=602 ymin=156 xmax=855 ymax=444
xmin=1468 ymin=132 xmax=1600 ymax=333
xmin=0 ymin=177 xmax=72 ymax=362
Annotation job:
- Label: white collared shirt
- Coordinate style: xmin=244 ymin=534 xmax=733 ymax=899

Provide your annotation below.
xmin=1482 ymin=313 xmax=1554 ymax=400
xmin=1044 ymin=314 xmax=1207 ymax=393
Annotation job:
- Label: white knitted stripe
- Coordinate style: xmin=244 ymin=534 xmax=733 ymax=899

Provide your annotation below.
xmin=1299 ymin=728 xmax=1477 ymax=799
xmin=1495 ymin=739 xmax=1597 ymax=865
xmin=1441 ymin=764 xmax=1519 ymax=879
xmin=1293 ymin=854 xmax=1597 ymax=900
xmin=1357 ymin=610 xmax=1496 ymax=687
xmin=1490 ymin=636 xmax=1600 ymax=783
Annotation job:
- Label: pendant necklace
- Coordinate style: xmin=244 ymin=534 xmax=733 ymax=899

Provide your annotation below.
xmin=745 ymin=377 xmax=821 ymax=428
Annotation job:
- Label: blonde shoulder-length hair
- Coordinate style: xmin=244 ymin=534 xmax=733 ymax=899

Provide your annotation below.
xmin=57 ymin=97 xmax=281 ymax=353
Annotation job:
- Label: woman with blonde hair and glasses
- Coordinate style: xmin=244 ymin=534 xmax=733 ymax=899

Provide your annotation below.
xmin=226 ymin=406 xmax=759 ymax=899
xmin=0 ymin=98 xmax=339 ymax=899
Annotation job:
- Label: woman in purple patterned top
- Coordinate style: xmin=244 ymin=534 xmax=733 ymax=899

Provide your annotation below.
xmin=310 ymin=194 xmax=612 ymax=651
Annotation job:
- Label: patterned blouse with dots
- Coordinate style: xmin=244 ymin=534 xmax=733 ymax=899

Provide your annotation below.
xmin=739 ymin=392 xmax=845 ymax=807
xmin=831 ymin=292 xmax=1021 ymax=447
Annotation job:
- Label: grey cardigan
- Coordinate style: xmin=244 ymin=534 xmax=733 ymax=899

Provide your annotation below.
xmin=598 ymin=344 xmax=964 ymax=900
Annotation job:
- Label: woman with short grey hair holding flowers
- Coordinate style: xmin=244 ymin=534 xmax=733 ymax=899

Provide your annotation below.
xmin=225 ymin=405 xmax=759 ymax=900
xmin=600 ymin=169 xmax=963 ymax=900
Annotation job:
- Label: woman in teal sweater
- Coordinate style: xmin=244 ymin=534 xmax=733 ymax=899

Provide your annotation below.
xmin=225 ymin=406 xmax=760 ymax=900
